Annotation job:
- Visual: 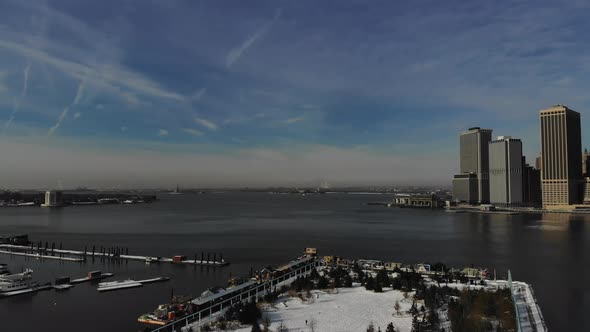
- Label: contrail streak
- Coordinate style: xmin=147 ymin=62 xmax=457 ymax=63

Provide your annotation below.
xmin=2 ymin=64 xmax=31 ymax=133
xmin=48 ymin=81 xmax=84 ymax=136
xmin=226 ymin=9 xmax=282 ymax=68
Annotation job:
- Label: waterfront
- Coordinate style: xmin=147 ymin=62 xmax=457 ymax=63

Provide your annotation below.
xmin=0 ymin=193 xmax=588 ymax=331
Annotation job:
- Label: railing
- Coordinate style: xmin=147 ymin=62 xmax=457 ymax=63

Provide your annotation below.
xmin=147 ymin=259 xmax=320 ymax=332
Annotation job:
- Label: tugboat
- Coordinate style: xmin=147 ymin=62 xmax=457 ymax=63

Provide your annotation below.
xmin=138 ymin=296 xmax=195 ymax=327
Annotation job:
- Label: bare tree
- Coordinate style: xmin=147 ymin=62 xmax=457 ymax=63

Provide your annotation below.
xmin=394 ymin=300 xmax=401 ymax=316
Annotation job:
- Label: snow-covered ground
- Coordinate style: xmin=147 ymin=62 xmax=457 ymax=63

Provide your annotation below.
xmin=236 ymin=287 xmax=415 ymax=332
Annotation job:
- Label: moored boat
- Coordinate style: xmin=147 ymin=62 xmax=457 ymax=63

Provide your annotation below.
xmin=138 ymin=296 xmax=194 ymax=327
xmin=0 ymin=269 xmax=37 ymax=293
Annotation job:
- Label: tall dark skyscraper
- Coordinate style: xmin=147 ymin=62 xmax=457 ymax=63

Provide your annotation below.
xmin=540 ymin=105 xmax=583 ymax=207
xmin=457 ymin=127 xmax=493 ymax=203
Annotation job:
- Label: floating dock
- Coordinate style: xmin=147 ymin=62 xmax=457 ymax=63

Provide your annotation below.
xmin=97 ymin=276 xmax=169 ymax=292
xmin=0 ymin=285 xmax=52 ymax=298
xmin=0 ymin=249 xmax=83 ymax=262
xmin=0 ymin=244 xmax=228 ymax=266
xmin=71 ymin=271 xmax=114 ymax=284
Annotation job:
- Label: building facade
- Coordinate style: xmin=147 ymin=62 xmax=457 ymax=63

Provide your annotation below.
xmin=489 ymin=136 xmax=523 ymax=207
xmin=540 ymin=105 xmax=583 ymax=207
xmin=391 ymin=194 xmax=442 ymax=208
xmin=583 ymin=149 xmax=590 ymax=177
xmin=535 ymin=154 xmax=542 ymax=171
xmin=41 ymin=190 xmax=63 ymax=207
xmin=456 ymin=127 xmax=493 ymax=203
xmin=522 ymin=160 xmax=542 ymax=207
xmin=452 ymin=173 xmax=478 ymax=204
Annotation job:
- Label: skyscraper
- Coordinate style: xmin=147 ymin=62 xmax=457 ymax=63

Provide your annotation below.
xmin=522 ymin=158 xmax=542 ymax=207
xmin=540 ymin=105 xmax=583 ymax=207
xmin=489 ymin=136 xmax=523 ymax=207
xmin=456 ymin=127 xmax=492 ymax=203
xmin=583 ymin=148 xmax=590 ymax=177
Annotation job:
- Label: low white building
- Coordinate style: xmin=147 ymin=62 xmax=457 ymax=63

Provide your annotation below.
xmin=41 ymin=190 xmax=63 ymax=207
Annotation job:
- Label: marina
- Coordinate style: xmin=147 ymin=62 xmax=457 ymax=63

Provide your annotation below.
xmin=0 ymin=243 xmax=229 ymax=267
xmin=139 ymin=255 xmax=320 ymax=331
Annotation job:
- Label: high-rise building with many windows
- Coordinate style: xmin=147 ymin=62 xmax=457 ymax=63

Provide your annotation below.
xmin=454 ymin=127 xmax=493 ymax=204
xmin=489 ymin=136 xmax=523 ymax=207
xmin=540 ymin=105 xmax=583 ymax=207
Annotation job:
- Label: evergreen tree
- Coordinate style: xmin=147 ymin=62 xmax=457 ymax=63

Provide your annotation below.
xmin=410 ymin=315 xmax=419 ymax=332
xmin=317 ymin=275 xmax=329 ymax=289
xmin=251 ymin=323 xmax=262 ymax=332
xmin=374 ymin=281 xmax=383 ymax=293
xmin=409 ymin=301 xmax=418 ymax=315
xmin=365 ymin=275 xmax=375 ymax=291
xmin=344 ymin=274 xmax=353 ymax=287
xmin=366 ymin=322 xmax=375 ymax=332
xmin=376 ymin=269 xmax=390 ymax=287
xmin=391 ymin=277 xmax=402 ymax=290
xmin=386 ymin=322 xmax=396 ymax=332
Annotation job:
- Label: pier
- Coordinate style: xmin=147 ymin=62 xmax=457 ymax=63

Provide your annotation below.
xmin=146 ymin=257 xmax=320 ymax=332
xmin=0 ymin=249 xmax=84 ymax=262
xmin=0 ymin=244 xmax=228 ymax=267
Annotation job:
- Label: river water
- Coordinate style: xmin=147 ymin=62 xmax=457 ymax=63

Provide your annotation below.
xmin=0 ymin=193 xmax=588 ymax=331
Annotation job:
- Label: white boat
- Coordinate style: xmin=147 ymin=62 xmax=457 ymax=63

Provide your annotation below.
xmin=145 ymin=257 xmax=160 ymax=264
xmin=0 ymin=269 xmax=36 ymax=293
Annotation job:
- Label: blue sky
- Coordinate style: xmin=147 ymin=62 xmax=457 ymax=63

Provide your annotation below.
xmin=1 ymin=0 xmax=590 ymax=188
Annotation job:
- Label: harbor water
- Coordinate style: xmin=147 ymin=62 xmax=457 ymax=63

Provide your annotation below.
xmin=0 ymin=193 xmax=588 ymax=331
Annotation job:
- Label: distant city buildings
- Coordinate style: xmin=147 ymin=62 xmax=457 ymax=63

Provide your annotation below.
xmin=452 ymin=104 xmax=589 ymax=210
xmin=540 ymin=105 xmax=582 ymax=207
xmin=489 ymin=136 xmax=523 ymax=207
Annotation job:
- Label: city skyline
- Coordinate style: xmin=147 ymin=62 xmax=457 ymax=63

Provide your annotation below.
xmin=3 ymin=1 xmax=590 ymax=187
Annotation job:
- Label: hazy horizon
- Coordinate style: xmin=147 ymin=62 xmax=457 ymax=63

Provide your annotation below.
xmin=2 ymin=1 xmax=590 ymax=187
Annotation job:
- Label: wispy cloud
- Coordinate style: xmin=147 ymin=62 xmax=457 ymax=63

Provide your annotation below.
xmin=48 ymin=81 xmax=85 ymax=136
xmin=157 ymin=129 xmax=168 ymax=136
xmin=0 ymin=38 xmax=184 ymax=102
xmin=281 ymin=117 xmax=304 ymax=124
xmin=191 ymin=88 xmax=206 ymax=101
xmin=3 ymin=64 xmax=31 ymax=133
xmin=73 ymin=112 xmax=81 ymax=120
xmin=226 ymin=9 xmax=282 ymax=68
xmin=194 ymin=117 xmax=218 ymax=130
xmin=182 ymin=128 xmax=204 ymax=136
xmin=120 ymin=126 xmax=128 ymax=132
